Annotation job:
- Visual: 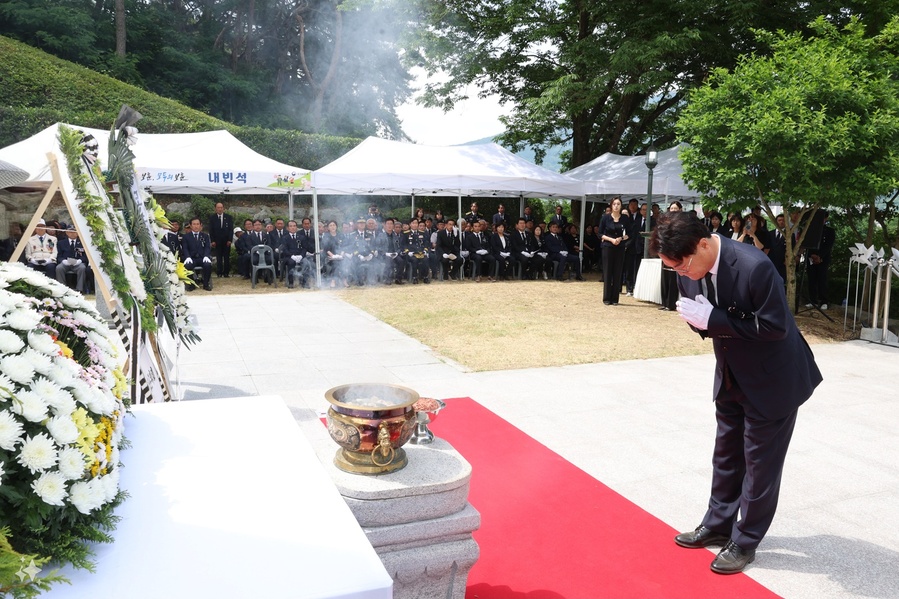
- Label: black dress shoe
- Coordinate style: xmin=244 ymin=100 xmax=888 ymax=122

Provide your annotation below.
xmin=658 ymin=306 xmax=671 ymax=311
xmin=711 ymin=541 xmax=755 ymax=574
xmin=674 ymin=526 xmax=730 ymax=549
xmin=575 ymin=276 xmax=585 ymax=281
xmin=203 ymin=285 xmax=212 ymax=291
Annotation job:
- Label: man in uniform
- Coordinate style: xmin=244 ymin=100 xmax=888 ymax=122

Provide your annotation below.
xmin=651 ymin=211 xmax=821 ymax=574
xmin=405 ymin=220 xmax=431 ymax=284
xmin=24 ymin=219 xmax=58 ymax=278
xmin=464 ymin=202 xmax=483 ymax=226
xmin=163 ymin=220 xmax=182 ymax=256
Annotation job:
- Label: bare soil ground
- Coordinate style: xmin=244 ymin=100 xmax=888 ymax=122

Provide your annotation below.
xmin=202 ymin=271 xmax=855 ymax=372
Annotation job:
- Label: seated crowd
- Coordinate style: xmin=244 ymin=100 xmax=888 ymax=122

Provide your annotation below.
xmin=161 ymin=202 xmax=595 ymax=290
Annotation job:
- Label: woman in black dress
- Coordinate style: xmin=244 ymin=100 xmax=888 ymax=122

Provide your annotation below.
xmin=597 ymin=197 xmax=631 ymax=305
xmin=321 ymin=220 xmax=346 ymax=288
xmin=490 ymin=222 xmax=513 ymax=279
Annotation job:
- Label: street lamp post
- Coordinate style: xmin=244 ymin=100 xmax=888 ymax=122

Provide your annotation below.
xmin=643 ymin=144 xmax=658 ymax=259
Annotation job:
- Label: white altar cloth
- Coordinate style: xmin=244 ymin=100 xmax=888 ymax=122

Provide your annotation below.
xmin=634 ymin=258 xmax=662 ymax=304
xmin=52 ymin=396 xmax=393 ymax=599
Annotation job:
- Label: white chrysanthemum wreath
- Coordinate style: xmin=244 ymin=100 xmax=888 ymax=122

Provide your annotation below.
xmin=0 ymin=263 xmax=128 ymax=597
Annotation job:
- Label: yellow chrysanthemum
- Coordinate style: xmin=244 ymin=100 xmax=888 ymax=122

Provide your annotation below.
xmin=54 ymin=339 xmax=74 ymax=359
xmin=112 ymin=368 xmax=128 ymax=400
xmin=174 ymin=260 xmax=195 ymax=285
xmin=72 ymin=408 xmax=101 ymax=458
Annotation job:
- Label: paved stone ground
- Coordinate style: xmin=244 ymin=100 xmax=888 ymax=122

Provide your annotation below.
xmin=171 ymin=292 xmax=899 ymax=599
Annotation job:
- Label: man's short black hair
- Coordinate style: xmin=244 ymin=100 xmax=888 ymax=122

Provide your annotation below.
xmin=650 ymin=211 xmax=709 ymax=261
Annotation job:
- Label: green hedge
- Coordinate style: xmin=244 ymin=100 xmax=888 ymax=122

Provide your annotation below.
xmin=0 ymin=35 xmax=359 ymax=169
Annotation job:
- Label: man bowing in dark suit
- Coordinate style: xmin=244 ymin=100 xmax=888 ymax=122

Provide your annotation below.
xmin=182 ymin=217 xmax=213 ymax=290
xmin=208 ymin=203 xmax=234 ymax=278
xmin=651 ymin=211 xmax=822 ymax=574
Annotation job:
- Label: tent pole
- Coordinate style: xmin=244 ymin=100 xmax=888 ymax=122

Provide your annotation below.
xmin=579 ymin=196 xmax=586 ymax=261
xmin=519 ymin=194 xmax=524 ymax=218
xmin=411 ymin=193 xmax=415 ymax=219
xmin=288 ymin=189 xmax=294 ymax=221
xmin=457 ymin=193 xmax=462 ymax=222
xmin=313 ymin=189 xmax=322 ymax=288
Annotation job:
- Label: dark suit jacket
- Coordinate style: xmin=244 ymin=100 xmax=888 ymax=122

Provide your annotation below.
xmin=162 ymin=231 xmax=182 ymax=255
xmin=550 ymin=214 xmax=568 ymax=229
xmin=234 ymin=234 xmax=252 ymax=255
xmin=278 ymin=234 xmax=307 ymax=259
xmin=267 ymin=228 xmax=286 ymax=251
xmin=509 ymin=229 xmax=532 ymax=254
xmin=436 ymin=229 xmax=461 ymax=255
xmin=677 ymin=235 xmax=822 ymax=419
xmin=490 ymin=232 xmax=511 ymax=257
xmin=56 ymin=237 xmax=88 ymax=264
xmin=297 ymin=229 xmax=317 ymax=254
xmin=543 ymin=232 xmax=568 ymax=257
xmin=181 ymin=231 xmax=212 ymax=262
xmin=465 ymin=231 xmax=491 ymax=253
xmin=208 ymin=213 xmax=234 ymax=244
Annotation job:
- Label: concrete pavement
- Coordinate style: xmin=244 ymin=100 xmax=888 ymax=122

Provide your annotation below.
xmin=173 ymin=291 xmax=899 ymax=599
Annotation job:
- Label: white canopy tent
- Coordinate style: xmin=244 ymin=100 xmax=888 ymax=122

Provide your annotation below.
xmin=308 ymin=136 xmax=586 ymax=285
xmin=311 ymin=136 xmax=585 ymax=199
xmin=0 ymin=123 xmax=310 ymax=195
xmin=564 ymin=144 xmax=700 ymax=199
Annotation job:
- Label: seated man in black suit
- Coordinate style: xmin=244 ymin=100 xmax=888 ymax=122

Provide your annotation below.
xmin=181 ymin=217 xmax=213 ymax=290
xmin=545 ymin=222 xmax=583 ymax=281
xmin=376 ymin=218 xmax=406 ymax=285
xmin=278 ymin=220 xmax=313 ymax=288
xmin=464 ymin=220 xmax=497 ymax=282
xmin=234 ymin=227 xmax=252 ymax=278
xmin=55 ymin=225 xmax=89 ymax=293
xmin=436 ymin=219 xmax=463 ymax=280
xmin=404 ymin=220 xmax=431 ymax=284
xmin=509 ymin=217 xmax=535 ymax=279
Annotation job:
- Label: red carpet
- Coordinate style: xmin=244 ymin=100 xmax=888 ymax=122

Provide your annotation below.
xmin=429 ymin=398 xmax=781 ymax=599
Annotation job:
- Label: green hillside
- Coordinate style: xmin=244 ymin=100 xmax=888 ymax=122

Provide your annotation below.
xmin=0 ymin=35 xmax=357 ymax=169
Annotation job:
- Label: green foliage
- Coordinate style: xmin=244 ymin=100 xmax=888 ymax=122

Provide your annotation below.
xmin=188 ymin=196 xmax=216 ymax=224
xmin=0 ymin=529 xmax=68 ymax=599
xmin=0 ymin=0 xmax=411 ymax=138
xmin=677 ymin=16 xmax=899 ymax=309
xmin=0 ymin=35 xmax=361 ymax=170
xmin=404 ymin=0 xmax=899 ymax=168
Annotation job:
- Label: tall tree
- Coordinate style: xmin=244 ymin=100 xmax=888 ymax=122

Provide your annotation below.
xmin=115 ymin=0 xmax=126 ymax=57
xmin=404 ymin=0 xmax=899 ymax=169
xmin=677 ymin=16 xmax=899 ymax=309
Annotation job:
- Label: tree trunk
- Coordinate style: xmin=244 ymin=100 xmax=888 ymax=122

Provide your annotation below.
xmin=115 ymin=0 xmax=126 ymax=58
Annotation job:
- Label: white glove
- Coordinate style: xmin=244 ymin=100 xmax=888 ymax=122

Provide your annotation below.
xmin=538 ymin=252 xmax=548 ymax=258
xmin=560 ymin=251 xmax=568 ymax=256
xmin=460 ymin=251 xmax=469 ymax=258
xmin=521 ymin=252 xmax=532 ymax=258
xmin=292 ymin=255 xmax=303 ymax=263
xmin=677 ymin=295 xmax=714 ymax=330
xmin=387 ymin=252 xmax=397 ymax=258
xmin=184 ymin=258 xmax=193 ymax=267
xmin=202 ymin=257 xmax=211 ymax=264
xmin=477 ymin=249 xmax=488 ymax=255
xmin=500 ymin=252 xmax=510 ymax=258
xmin=448 ymin=253 xmax=457 ymax=261
xmin=442 ymin=253 xmax=449 ymax=259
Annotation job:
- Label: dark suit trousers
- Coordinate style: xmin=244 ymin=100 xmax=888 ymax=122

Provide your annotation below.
xmin=213 ymin=238 xmax=231 ymax=276
xmin=702 ymin=382 xmax=798 ymax=550
xmin=660 ymin=267 xmax=679 ymax=309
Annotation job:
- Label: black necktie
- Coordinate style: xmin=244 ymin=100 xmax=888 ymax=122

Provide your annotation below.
xmin=704 ymin=272 xmax=717 ymax=306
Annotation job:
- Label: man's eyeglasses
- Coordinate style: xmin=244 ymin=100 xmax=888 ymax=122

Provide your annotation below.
xmin=671 ymin=255 xmax=694 ymax=274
